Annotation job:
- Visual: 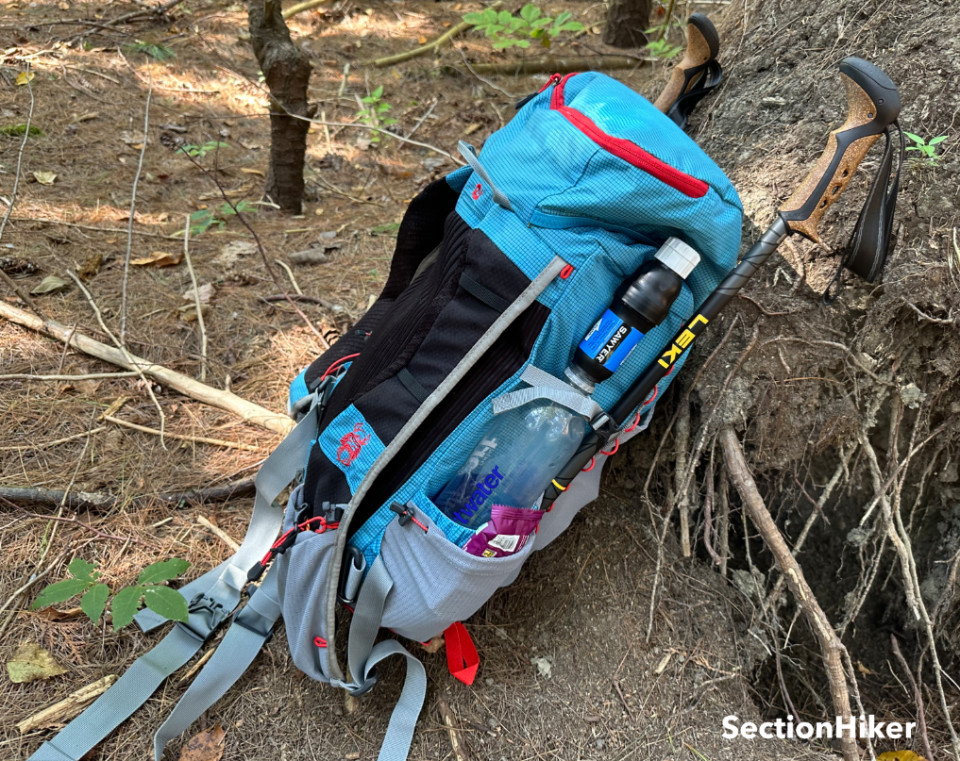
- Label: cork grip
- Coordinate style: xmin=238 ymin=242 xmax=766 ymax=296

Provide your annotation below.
xmin=779 ymin=57 xmax=901 ymax=242
xmin=653 ymin=13 xmax=719 ymax=113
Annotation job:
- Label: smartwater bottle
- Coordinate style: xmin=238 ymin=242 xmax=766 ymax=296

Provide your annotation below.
xmin=433 ymin=237 xmax=701 ymax=532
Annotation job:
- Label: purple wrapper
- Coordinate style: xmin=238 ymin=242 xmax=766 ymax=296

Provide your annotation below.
xmin=463 ymin=504 xmax=544 ymax=557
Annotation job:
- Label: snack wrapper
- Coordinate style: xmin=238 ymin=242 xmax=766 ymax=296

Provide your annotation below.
xmin=463 ymin=504 xmax=544 ymax=558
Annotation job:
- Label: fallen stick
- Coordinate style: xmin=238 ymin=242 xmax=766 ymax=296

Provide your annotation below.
xmin=0 ymin=300 xmax=294 ymax=435
xmin=103 ymin=414 xmax=268 ymax=453
xmin=369 ymin=2 xmax=502 ymax=69
xmin=16 ymin=675 xmax=118 ymax=733
xmin=444 ymin=55 xmax=647 ymax=77
xmin=0 ymin=487 xmax=117 ymax=510
xmin=197 ymin=515 xmax=242 ymax=552
xmin=720 ymin=428 xmax=858 ymax=761
xmin=0 ymin=479 xmax=258 ymax=511
xmin=437 ymin=698 xmax=469 ymax=761
xmin=282 ymin=0 xmax=331 ymax=19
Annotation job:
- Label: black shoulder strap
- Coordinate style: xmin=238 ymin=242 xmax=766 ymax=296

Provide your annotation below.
xmin=823 ymin=121 xmax=905 ymax=303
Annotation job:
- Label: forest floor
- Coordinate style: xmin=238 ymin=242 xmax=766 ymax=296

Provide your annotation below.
xmin=1 ymin=0 xmax=958 ymax=759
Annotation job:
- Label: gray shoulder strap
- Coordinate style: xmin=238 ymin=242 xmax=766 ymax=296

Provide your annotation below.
xmin=344 ymin=556 xmax=427 ymax=761
xmin=152 ymin=569 xmax=283 ymax=759
xmin=28 ymin=395 xmax=321 ymax=761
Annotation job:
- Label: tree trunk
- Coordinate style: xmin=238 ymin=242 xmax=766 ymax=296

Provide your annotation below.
xmin=603 ymin=0 xmax=652 ymax=48
xmin=248 ymin=0 xmax=312 ymax=214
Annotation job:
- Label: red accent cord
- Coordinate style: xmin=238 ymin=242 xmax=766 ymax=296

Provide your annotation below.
xmin=559 ymin=264 xmax=575 ymax=279
xmin=321 ymin=353 xmax=361 ymax=380
xmin=623 ymin=410 xmax=643 ymax=433
xmin=600 ymin=438 xmax=621 ymax=457
xmin=582 ymin=457 xmax=596 ymax=472
xmin=314 ymin=636 xmax=327 ymax=648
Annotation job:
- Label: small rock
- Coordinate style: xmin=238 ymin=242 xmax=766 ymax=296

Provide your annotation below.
xmin=530 ymin=656 xmax=552 ymax=678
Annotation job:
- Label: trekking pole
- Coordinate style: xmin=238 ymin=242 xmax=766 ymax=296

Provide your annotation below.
xmin=653 ymin=13 xmax=724 ymax=129
xmin=542 ymin=56 xmax=901 ymax=508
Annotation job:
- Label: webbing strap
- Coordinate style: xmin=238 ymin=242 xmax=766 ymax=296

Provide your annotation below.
xmin=151 ymin=571 xmax=283 ymax=760
xmin=346 ymin=556 xmax=426 ymax=761
xmin=367 ymin=640 xmax=427 ymax=761
xmin=136 ymin=400 xmax=317 ymax=632
xmin=492 ymin=365 xmax=603 ymax=421
xmin=29 ymin=396 xmax=321 ymax=761
xmin=347 ymin=554 xmax=393 ymax=692
xmin=28 ymin=626 xmax=216 ymax=761
xmin=457 ymin=141 xmax=513 ymax=211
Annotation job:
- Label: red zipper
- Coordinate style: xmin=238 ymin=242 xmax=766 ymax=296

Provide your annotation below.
xmin=549 ymin=73 xmax=708 ymax=199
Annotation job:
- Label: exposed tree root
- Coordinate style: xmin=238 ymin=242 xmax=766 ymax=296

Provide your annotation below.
xmin=720 ymin=427 xmax=859 ymax=761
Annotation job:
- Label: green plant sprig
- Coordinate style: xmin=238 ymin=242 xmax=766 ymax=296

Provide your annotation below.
xmin=189 ymin=200 xmax=256 ymax=236
xmin=904 ymin=132 xmax=947 ymax=165
xmin=356 ymin=86 xmax=398 ymax=145
xmin=32 ymin=557 xmax=191 ymax=629
xmin=464 ymin=4 xmax=584 ymax=50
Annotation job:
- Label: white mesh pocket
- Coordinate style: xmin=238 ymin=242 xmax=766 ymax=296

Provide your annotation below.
xmin=378 ymin=492 xmax=534 ymax=642
xmin=275 ymin=528 xmax=339 ymax=682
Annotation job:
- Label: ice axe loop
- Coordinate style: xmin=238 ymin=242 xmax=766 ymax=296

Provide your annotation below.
xmin=541 ymin=55 xmax=903 ymax=510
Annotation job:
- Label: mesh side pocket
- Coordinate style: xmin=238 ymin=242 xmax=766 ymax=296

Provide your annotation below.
xmin=275 ymin=527 xmax=339 ymax=683
xmin=378 ymin=492 xmax=534 ymax=642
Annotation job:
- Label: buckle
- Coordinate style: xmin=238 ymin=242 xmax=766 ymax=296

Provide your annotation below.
xmin=176 ymin=593 xmax=229 ymax=642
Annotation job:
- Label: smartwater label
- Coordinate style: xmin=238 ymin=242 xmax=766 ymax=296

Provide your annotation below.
xmin=578 ymin=309 xmax=644 ymax=373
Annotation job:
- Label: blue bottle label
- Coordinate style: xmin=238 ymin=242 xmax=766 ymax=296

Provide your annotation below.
xmin=579 ymin=310 xmax=644 ymax=374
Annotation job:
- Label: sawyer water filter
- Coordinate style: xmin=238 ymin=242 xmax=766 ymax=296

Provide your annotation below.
xmin=565 ymin=237 xmax=700 ymax=389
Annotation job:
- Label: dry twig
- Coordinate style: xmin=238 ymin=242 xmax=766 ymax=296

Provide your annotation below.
xmin=120 ymin=73 xmax=152 ymax=343
xmin=437 ymin=698 xmax=470 ymax=761
xmin=369 ymin=3 xmax=503 ymax=68
xmin=67 ymin=271 xmax=167 ymax=443
xmin=891 ymin=634 xmax=934 ymax=761
xmin=0 ymin=299 xmax=294 ymax=434
xmin=16 ymin=675 xmax=118 ymax=733
xmin=102 ymin=414 xmax=267 ymax=452
xmin=197 ymin=515 xmax=241 ymax=551
xmin=181 ymin=214 xmax=208 ymax=381
xmin=0 ymin=65 xmax=34 ymax=245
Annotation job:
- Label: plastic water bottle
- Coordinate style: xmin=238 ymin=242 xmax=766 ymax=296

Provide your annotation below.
xmin=433 ymin=237 xmax=700 ymax=531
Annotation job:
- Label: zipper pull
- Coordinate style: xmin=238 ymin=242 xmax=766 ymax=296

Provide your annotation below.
xmin=389 ymin=502 xmax=429 ymax=533
xmin=515 ymin=74 xmax=563 ymax=111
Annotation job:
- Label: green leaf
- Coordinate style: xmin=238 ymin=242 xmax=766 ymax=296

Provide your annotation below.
xmin=0 ymin=123 xmax=44 ymax=137
xmin=32 ymin=578 xmax=93 ymax=609
xmin=531 ymin=17 xmax=552 ymax=28
xmin=903 ymin=132 xmax=924 ymax=144
xmin=463 ymin=11 xmax=483 ymax=24
xmin=929 ymin=135 xmax=948 ymax=145
xmin=371 ymin=85 xmax=383 ymax=99
xmin=554 ymin=10 xmax=571 ymax=25
xmin=80 ymin=583 xmax=110 ymax=624
xmin=905 ymin=145 xmax=921 ymax=152
xmin=519 ymin=4 xmax=539 ymax=21
xmin=143 ymin=586 xmax=190 ymax=623
xmin=68 ymin=558 xmax=98 ymax=581
xmin=560 ymin=21 xmax=584 ymax=31
xmin=497 ymin=10 xmax=513 ymax=24
xmin=138 ymin=558 xmax=190 ymax=586
xmin=110 ymin=586 xmax=144 ymax=629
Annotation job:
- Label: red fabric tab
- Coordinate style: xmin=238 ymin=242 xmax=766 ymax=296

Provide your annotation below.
xmin=444 ymin=622 xmax=479 ymax=686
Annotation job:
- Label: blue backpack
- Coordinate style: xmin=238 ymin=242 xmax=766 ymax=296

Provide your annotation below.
xmin=29 ymin=71 xmax=742 ymax=761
